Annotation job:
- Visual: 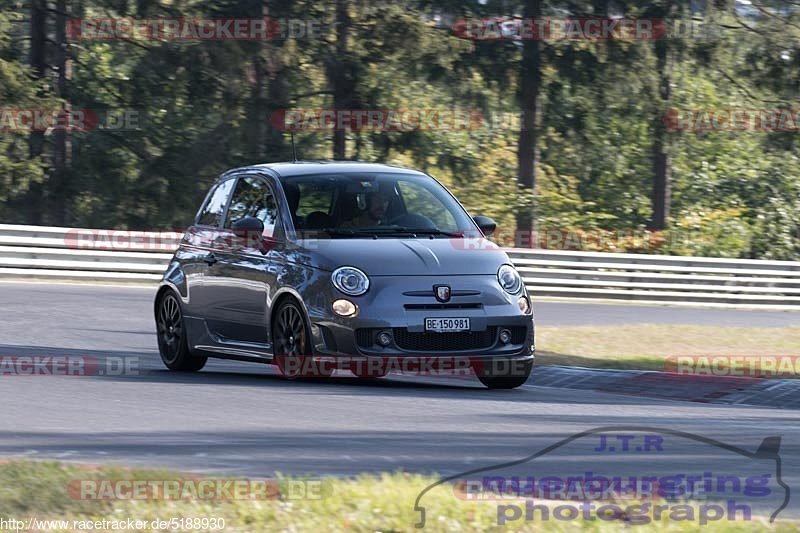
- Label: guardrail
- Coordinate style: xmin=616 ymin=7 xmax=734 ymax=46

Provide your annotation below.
xmin=0 ymin=224 xmax=175 ymax=283
xmin=506 ymin=249 xmax=800 ymax=308
xmin=2 ymin=223 xmax=799 ymax=308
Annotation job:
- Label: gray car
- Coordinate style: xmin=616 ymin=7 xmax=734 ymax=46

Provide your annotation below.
xmin=154 ymin=162 xmax=534 ymax=389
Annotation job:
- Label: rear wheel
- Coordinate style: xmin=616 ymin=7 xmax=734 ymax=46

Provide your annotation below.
xmin=272 ymin=299 xmax=332 ymax=379
xmin=474 ymin=359 xmax=532 ymax=389
xmin=156 ymin=292 xmax=207 ymax=371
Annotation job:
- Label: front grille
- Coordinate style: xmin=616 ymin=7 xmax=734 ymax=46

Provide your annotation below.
xmin=355 ymin=326 xmax=527 ymax=352
xmin=403 ymin=303 xmax=483 ymax=310
xmin=402 ymin=290 xmax=481 ymax=297
xmin=393 ymin=327 xmax=496 ymax=352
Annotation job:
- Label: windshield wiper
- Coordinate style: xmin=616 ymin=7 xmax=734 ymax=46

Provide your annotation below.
xmin=395 ymin=228 xmax=464 ymax=237
xmin=318 ymin=226 xmax=463 ymax=238
xmin=318 ymin=228 xmax=381 ymax=237
xmin=345 ymin=225 xmax=463 ymax=237
xmin=367 ymin=225 xmax=463 ymax=237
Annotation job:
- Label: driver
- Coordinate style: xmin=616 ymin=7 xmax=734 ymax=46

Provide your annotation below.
xmin=344 ymin=191 xmax=390 ymax=227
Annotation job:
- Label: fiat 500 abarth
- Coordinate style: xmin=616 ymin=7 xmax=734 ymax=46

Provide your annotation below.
xmin=154 ymin=162 xmax=534 ymax=388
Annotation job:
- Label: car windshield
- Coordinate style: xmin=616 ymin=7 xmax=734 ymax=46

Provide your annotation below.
xmin=280 ymin=172 xmax=477 ymax=238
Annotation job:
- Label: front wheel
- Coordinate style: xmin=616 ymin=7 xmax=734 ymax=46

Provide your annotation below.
xmin=156 ymin=292 xmax=207 ymax=371
xmin=272 ymin=299 xmax=332 ymax=379
xmin=474 ymin=359 xmax=532 ymax=389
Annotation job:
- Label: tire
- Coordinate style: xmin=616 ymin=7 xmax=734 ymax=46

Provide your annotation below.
xmin=272 ymin=299 xmax=332 ymax=379
xmin=156 ymin=292 xmax=207 ymax=371
xmin=475 ymin=359 xmax=532 ymax=390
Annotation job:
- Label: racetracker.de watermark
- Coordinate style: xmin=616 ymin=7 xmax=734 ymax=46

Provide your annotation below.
xmin=452 ymin=18 xmax=665 ymax=41
xmin=466 ymin=228 xmax=655 ymax=252
xmin=664 ymin=108 xmax=800 ymax=132
xmin=64 ymin=229 xmax=184 ymax=251
xmin=273 ymin=355 xmax=531 ymax=379
xmin=0 ymin=356 xmax=139 ymax=376
xmin=271 ymin=108 xmax=487 ymax=132
xmin=68 ymin=18 xmax=322 ymax=41
xmin=665 ymin=355 xmax=800 ymax=378
xmin=68 ymin=478 xmax=327 ymax=500
xmin=0 ymin=108 xmax=141 ymax=132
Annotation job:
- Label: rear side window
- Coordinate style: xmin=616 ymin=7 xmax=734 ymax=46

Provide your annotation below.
xmin=197 ymin=179 xmax=235 ymax=227
xmin=224 ymin=176 xmax=280 ymax=238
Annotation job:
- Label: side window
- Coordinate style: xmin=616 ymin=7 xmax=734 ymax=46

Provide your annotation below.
xmin=197 ymin=179 xmax=235 ymax=227
xmin=296 ymin=182 xmax=335 ymax=217
xmin=397 ymin=181 xmax=458 ymax=230
xmin=224 ymin=176 xmax=279 ymax=238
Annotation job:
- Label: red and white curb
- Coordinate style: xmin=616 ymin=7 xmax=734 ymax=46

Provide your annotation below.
xmin=528 ymin=365 xmax=800 ymax=408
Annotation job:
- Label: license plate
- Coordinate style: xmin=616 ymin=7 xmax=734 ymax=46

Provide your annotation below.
xmin=425 ymin=317 xmax=470 ymax=332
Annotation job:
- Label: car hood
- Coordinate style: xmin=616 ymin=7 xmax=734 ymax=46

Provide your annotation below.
xmin=293 ymin=237 xmax=510 ymax=276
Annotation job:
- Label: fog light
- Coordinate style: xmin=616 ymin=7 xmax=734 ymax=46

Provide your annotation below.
xmin=499 ymin=329 xmax=512 ymax=344
xmin=332 ymin=299 xmax=358 ymax=317
xmin=518 ymin=296 xmax=531 ymax=314
xmin=376 ymin=331 xmax=392 ymax=347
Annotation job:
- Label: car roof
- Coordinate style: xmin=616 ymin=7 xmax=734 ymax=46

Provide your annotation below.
xmin=220 ymin=161 xmax=425 ymax=179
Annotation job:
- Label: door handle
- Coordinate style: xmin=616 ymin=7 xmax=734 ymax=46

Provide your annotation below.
xmin=203 ymin=253 xmax=218 ymax=265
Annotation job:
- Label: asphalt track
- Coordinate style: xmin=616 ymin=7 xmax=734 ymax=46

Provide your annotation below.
xmin=0 ymin=282 xmax=798 ymax=519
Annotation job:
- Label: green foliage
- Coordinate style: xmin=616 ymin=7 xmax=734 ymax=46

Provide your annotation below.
xmin=0 ymin=460 xmax=791 ymax=531
xmin=0 ymin=11 xmax=49 ymax=217
xmin=0 ymin=0 xmax=797 ymax=258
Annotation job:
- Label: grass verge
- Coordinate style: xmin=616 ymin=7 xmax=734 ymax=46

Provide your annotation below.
xmin=535 ymin=325 xmax=800 ymax=373
xmin=0 ymin=460 xmax=793 ymax=532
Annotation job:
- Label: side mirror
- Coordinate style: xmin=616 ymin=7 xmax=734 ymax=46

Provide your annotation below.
xmin=232 ymin=217 xmax=267 ymax=252
xmin=472 ymin=215 xmax=497 ymax=237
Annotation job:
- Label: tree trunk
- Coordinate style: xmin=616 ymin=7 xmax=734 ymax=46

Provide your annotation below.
xmin=649 ymin=40 xmax=671 ymax=230
xmin=53 ymin=0 xmax=71 ymax=225
xmin=248 ymin=51 xmax=267 ymax=160
xmin=250 ymin=2 xmax=289 ymax=161
xmin=265 ymin=56 xmax=290 ymax=159
xmin=515 ymin=0 xmax=542 ymax=246
xmin=28 ymin=0 xmax=47 ymax=119
xmin=331 ymin=0 xmax=350 ymax=160
xmin=27 ymin=0 xmax=47 ymax=224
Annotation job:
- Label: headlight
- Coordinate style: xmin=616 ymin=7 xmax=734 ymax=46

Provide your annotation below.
xmin=332 ymin=266 xmax=370 ymax=296
xmin=497 ymin=264 xmax=522 ymax=294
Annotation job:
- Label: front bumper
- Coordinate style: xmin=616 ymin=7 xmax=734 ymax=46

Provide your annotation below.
xmin=305 ymin=274 xmax=535 ymax=360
